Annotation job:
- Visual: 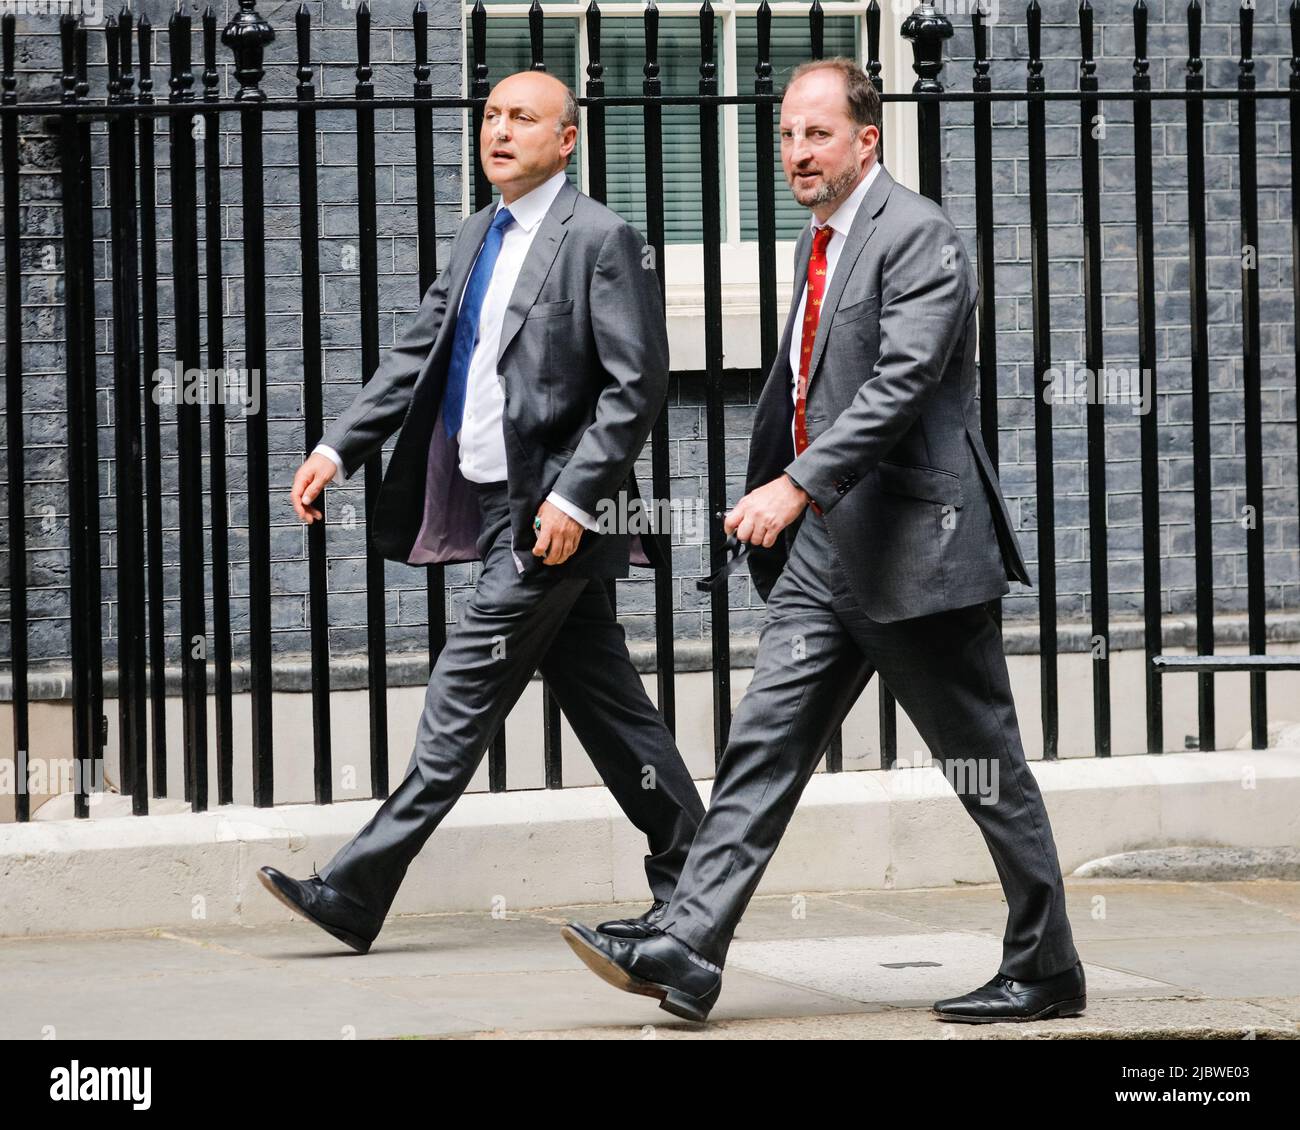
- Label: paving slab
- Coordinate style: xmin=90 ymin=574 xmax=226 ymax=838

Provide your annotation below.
xmin=0 ymin=879 xmax=1295 ymax=1040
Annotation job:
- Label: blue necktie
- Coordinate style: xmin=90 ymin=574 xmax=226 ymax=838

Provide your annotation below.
xmin=443 ymin=206 xmax=515 ymax=439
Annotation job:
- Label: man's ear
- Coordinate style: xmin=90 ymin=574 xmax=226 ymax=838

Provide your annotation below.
xmin=861 ymin=124 xmax=881 ymax=162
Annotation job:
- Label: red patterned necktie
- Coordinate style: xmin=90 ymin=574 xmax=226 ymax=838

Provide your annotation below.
xmin=795 ymin=223 xmax=835 ymax=456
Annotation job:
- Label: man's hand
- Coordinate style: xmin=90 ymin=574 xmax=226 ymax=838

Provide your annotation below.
xmin=724 ymin=474 xmax=810 ymax=548
xmin=532 ymin=500 xmax=583 ymax=565
xmin=291 ymin=453 xmax=339 ymax=524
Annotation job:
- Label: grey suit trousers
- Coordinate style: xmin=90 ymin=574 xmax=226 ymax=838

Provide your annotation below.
xmin=660 ymin=508 xmax=1080 ymax=980
xmin=318 ymin=482 xmax=705 ymax=932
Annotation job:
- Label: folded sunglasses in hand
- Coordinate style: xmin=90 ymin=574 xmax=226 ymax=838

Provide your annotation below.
xmin=696 ymin=533 xmax=751 ymax=594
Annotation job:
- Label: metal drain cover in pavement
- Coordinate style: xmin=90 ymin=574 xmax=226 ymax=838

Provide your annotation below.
xmin=727 ymin=933 xmax=1166 ymax=1004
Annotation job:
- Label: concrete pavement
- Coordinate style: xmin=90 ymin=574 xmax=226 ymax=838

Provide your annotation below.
xmin=2 ymin=877 xmax=1297 ymax=1040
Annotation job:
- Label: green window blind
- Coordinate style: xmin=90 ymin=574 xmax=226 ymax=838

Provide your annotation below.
xmin=596 ymin=15 xmax=725 ymax=244
xmin=478 ymin=9 xmax=859 ymax=241
xmin=481 ymin=13 xmax=724 ymax=242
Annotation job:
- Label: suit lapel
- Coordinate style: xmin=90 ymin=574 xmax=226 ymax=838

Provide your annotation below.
xmin=755 ymin=223 xmax=814 ymax=415
xmin=451 ymin=204 xmax=495 ymax=300
xmin=496 ymin=178 xmax=578 ymax=365
xmin=751 ymin=222 xmax=816 ymax=470
xmin=779 ymin=224 xmax=814 ymax=374
xmin=431 ymin=204 xmax=495 ymax=360
xmin=806 ymin=165 xmax=894 ymax=382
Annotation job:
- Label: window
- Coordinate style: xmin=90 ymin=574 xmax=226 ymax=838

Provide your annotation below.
xmin=467 ymin=3 xmax=910 ymax=245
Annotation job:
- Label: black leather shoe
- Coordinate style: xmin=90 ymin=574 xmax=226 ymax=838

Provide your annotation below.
xmin=561 ymin=921 xmax=721 ymax=1022
xmin=258 ymin=865 xmax=383 ymax=955
xmin=596 ymin=899 xmax=668 ymax=939
xmin=932 ymin=959 xmax=1087 ymax=1023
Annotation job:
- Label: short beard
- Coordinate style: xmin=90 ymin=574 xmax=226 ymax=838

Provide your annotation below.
xmin=792 ymin=159 xmax=860 ymax=209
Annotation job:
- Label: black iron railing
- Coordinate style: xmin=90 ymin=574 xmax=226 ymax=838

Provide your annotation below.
xmin=1 ymin=1 xmax=1298 ymax=821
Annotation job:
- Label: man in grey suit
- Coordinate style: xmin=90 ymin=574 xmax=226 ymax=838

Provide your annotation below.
xmin=562 ymin=58 xmax=1085 ymax=1024
xmin=258 ymin=70 xmax=703 ymax=952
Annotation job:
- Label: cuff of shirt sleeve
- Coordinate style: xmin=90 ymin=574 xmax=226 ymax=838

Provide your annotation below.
xmin=546 ymin=491 xmax=600 ymax=531
xmin=313 ymin=443 xmax=346 ymax=480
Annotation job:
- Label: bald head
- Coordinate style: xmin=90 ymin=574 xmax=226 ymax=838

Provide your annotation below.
xmin=490 ymin=71 xmax=579 ymax=133
xmin=481 ymin=71 xmax=580 ymax=202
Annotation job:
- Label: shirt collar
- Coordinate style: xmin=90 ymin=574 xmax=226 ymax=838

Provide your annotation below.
xmin=813 ymin=159 xmax=882 ymax=240
xmin=495 ymin=169 xmax=569 ymax=233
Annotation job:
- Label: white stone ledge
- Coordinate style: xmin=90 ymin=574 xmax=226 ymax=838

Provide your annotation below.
xmin=1 ymin=749 xmax=1296 ymax=938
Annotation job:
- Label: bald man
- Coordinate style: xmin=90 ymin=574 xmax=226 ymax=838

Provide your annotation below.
xmin=261 ymin=71 xmax=704 ymax=952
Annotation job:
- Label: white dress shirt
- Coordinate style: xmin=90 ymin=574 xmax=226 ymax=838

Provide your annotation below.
xmin=314 ymin=167 xmax=597 ymax=530
xmin=788 ymin=160 xmax=883 ymax=442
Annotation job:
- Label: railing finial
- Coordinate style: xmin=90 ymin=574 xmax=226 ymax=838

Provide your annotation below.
xmin=586 ymin=3 xmax=603 ymax=91
xmin=1291 ymin=0 xmax=1300 ymax=86
xmin=1133 ymin=0 xmax=1149 ymax=81
xmin=1186 ymin=0 xmax=1203 ymax=80
xmin=755 ymin=0 xmax=771 ymax=92
xmin=865 ymin=0 xmax=882 ymax=88
xmin=221 ymin=0 xmax=274 ymax=104
xmin=528 ymin=0 xmax=546 ymax=72
xmin=900 ymin=3 xmax=952 ymax=95
xmin=643 ymin=1 xmax=660 ymax=90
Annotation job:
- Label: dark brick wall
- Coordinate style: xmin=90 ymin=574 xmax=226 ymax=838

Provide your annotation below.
xmin=939 ymin=1 xmax=1298 ymax=625
xmin=0 ymin=1 xmax=1296 ymax=674
xmin=1 ymin=1 xmax=469 ymax=666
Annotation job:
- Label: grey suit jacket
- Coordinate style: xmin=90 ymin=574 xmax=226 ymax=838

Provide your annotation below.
xmin=319 ymin=178 xmax=667 ymax=578
xmin=745 ymin=164 xmax=1032 ymax=622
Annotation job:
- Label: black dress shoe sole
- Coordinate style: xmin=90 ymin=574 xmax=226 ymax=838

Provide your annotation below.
xmin=932 ymin=995 xmax=1087 ymax=1024
xmin=257 ymin=869 xmax=373 ymax=955
xmin=561 ymin=925 xmax=712 ymax=1023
